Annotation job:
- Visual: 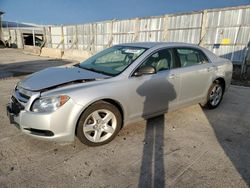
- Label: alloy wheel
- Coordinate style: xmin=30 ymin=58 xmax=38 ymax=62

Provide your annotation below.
xmin=209 ymin=84 xmax=223 ymax=107
xmin=83 ymin=109 xmax=117 ymax=143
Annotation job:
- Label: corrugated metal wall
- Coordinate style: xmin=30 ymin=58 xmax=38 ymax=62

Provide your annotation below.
xmin=203 ymin=8 xmax=250 ymax=64
xmin=112 ymin=19 xmax=136 ymax=45
xmin=2 ymin=5 xmax=250 ymax=64
xmin=167 ymin=12 xmax=202 ymax=44
xmin=138 ymin=16 xmax=164 ymax=42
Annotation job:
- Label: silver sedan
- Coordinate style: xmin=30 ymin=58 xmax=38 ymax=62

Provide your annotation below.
xmin=7 ymin=42 xmax=233 ymax=146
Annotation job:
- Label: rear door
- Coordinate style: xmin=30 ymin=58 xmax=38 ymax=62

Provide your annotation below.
xmin=174 ymin=47 xmax=214 ymax=106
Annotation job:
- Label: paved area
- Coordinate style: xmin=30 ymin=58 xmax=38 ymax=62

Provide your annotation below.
xmin=0 ymin=49 xmax=250 ymax=188
xmin=0 ymin=49 xmax=76 ymax=79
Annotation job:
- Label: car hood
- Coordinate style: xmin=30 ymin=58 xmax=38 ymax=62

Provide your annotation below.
xmin=18 ymin=66 xmax=110 ymax=91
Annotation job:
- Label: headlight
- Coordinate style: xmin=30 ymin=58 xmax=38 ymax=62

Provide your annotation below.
xmin=31 ymin=95 xmax=70 ymax=113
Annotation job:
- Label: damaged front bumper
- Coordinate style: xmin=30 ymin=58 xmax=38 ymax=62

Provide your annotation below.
xmin=6 ymin=104 xmax=19 ymax=127
xmin=6 ymin=94 xmax=84 ymax=142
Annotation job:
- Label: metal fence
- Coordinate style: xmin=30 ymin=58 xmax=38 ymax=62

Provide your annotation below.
xmin=2 ymin=5 xmax=250 ymax=64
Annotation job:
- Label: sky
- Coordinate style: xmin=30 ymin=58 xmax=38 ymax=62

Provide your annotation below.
xmin=0 ymin=0 xmax=250 ymax=25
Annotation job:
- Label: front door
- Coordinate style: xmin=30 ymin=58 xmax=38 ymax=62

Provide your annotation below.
xmin=127 ymin=48 xmax=180 ymax=119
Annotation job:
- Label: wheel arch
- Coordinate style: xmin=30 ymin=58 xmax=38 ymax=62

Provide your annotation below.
xmin=101 ymin=98 xmax=124 ymax=127
xmin=203 ymin=77 xmax=225 ymax=109
xmin=201 ymin=76 xmax=226 ymax=107
xmin=213 ymin=77 xmax=226 ymax=93
xmin=75 ymin=98 xmax=125 ymax=134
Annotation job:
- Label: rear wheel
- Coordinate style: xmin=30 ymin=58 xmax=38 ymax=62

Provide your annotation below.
xmin=206 ymin=81 xmax=224 ymax=109
xmin=76 ymin=101 xmax=122 ymax=146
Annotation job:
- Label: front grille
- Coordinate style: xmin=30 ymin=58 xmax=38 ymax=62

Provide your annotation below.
xmin=11 ymin=96 xmax=25 ymax=115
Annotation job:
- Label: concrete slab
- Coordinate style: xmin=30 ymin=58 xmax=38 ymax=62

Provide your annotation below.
xmin=23 ymin=45 xmax=41 ymax=56
xmin=40 ymin=47 xmax=63 ymax=59
xmin=62 ymin=49 xmax=91 ymax=62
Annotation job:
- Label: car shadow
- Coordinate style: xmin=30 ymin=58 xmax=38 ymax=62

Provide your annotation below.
xmin=136 ymin=73 xmax=176 ymax=188
xmin=203 ymin=88 xmax=250 ymax=186
xmin=0 ymin=59 xmax=73 ymax=79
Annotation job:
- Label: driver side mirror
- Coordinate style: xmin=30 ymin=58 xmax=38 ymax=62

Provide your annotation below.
xmin=134 ymin=66 xmax=156 ymax=77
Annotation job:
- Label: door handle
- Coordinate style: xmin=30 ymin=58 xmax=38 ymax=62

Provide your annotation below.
xmin=169 ymin=74 xmax=178 ymax=79
xmin=207 ymin=66 xmax=216 ymax=72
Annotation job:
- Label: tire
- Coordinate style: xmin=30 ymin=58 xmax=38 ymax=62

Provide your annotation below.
xmin=76 ymin=101 xmax=122 ymax=146
xmin=206 ymin=81 xmax=224 ymax=109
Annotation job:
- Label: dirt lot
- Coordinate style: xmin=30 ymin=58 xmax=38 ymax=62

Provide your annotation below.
xmin=0 ymin=49 xmax=250 ymax=188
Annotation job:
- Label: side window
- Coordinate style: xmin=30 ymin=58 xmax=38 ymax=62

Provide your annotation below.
xmin=139 ymin=49 xmax=174 ymax=72
xmin=176 ymin=48 xmax=209 ymax=68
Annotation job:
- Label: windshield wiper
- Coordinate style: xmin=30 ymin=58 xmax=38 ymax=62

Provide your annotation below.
xmin=74 ymin=63 xmax=81 ymax=67
xmin=87 ymin=68 xmax=114 ymax=76
xmin=77 ymin=66 xmax=113 ymax=76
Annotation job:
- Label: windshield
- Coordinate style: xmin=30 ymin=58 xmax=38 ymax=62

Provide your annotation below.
xmin=78 ymin=46 xmax=147 ymax=76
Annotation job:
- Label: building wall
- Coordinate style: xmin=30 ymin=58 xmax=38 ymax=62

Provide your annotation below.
xmin=2 ymin=5 xmax=250 ymax=64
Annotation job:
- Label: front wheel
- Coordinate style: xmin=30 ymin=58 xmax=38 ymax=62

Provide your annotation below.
xmin=206 ymin=81 xmax=224 ymax=109
xmin=76 ymin=101 xmax=122 ymax=146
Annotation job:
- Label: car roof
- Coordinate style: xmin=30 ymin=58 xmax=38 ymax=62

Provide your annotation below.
xmin=116 ymin=42 xmax=200 ymax=49
xmin=115 ymin=42 xmax=218 ymax=61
